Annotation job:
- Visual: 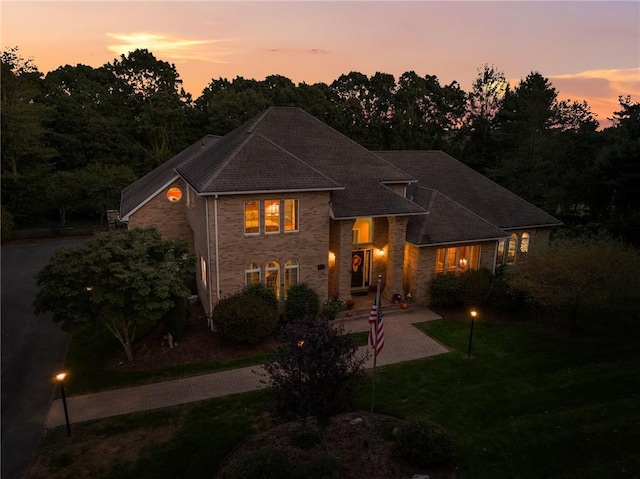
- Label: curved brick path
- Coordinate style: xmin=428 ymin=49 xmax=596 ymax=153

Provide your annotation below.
xmin=45 ymin=307 xmax=446 ymax=428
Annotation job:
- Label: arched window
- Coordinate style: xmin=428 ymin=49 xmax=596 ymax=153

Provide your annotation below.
xmin=507 ymin=233 xmax=518 ymax=264
xmin=520 ymin=232 xmax=530 ymax=253
xmin=284 ymin=260 xmax=299 ymax=298
xmin=245 ymin=262 xmax=261 ymax=285
xmin=265 ymin=260 xmax=280 ymax=299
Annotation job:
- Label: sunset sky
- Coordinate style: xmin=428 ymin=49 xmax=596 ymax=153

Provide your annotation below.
xmin=2 ymin=1 xmax=639 ymax=127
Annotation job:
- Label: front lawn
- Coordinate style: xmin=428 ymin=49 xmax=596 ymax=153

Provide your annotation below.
xmin=36 ymin=312 xmax=640 ymax=478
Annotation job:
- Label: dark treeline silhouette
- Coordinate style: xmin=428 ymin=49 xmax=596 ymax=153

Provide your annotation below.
xmin=2 ymin=48 xmax=638 ymax=245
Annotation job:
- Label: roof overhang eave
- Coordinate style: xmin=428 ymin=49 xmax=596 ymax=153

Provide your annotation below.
xmin=409 ymin=236 xmax=509 ymax=248
xmin=500 ymin=222 xmax=563 ymax=231
xmin=120 ymin=174 xmax=180 ymax=221
xmin=197 ymin=186 xmax=345 ymax=196
xmin=331 ymin=210 xmax=427 ymax=220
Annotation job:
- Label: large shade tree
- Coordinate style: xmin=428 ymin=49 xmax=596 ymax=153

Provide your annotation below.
xmin=34 ymin=228 xmax=193 ymax=361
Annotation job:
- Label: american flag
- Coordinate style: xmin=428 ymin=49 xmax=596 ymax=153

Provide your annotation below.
xmin=368 ymin=299 xmax=384 ymax=355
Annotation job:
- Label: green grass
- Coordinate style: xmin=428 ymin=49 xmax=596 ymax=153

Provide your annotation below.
xmin=57 ymin=314 xmax=640 ymax=478
xmin=64 ymin=326 xmax=370 ymax=395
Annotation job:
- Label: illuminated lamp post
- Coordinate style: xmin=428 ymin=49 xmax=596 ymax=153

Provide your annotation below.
xmin=467 ymin=309 xmax=478 ymax=358
xmin=55 ymin=372 xmax=72 ymax=437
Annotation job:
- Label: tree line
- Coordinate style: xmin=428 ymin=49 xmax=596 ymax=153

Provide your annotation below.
xmin=2 ymin=47 xmax=638 ymax=245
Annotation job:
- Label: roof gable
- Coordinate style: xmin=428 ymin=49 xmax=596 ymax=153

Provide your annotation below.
xmin=120 ymin=135 xmax=221 ymax=220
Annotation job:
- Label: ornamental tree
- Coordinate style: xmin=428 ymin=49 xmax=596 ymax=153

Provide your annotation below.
xmin=262 ymin=319 xmax=368 ymax=437
xmin=34 ymin=228 xmax=193 ymax=361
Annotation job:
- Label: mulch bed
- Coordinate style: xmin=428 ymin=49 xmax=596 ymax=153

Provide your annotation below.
xmin=105 ymin=301 xmax=279 ymax=372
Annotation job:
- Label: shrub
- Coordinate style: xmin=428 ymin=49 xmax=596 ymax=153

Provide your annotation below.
xmin=393 ymin=418 xmax=454 ymax=468
xmin=223 ymin=447 xmax=292 ymax=479
xmin=244 ymin=283 xmax=279 ymax=310
xmin=213 ymin=287 xmax=278 ymax=344
xmin=320 ymin=291 xmax=346 ymax=320
xmin=430 ymin=274 xmax=462 ymax=306
xmin=160 ymin=297 xmax=189 ymax=341
xmin=459 ymin=268 xmax=493 ymax=306
xmin=285 ymin=283 xmax=320 ymax=323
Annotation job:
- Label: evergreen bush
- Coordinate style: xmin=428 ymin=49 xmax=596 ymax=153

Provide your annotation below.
xmin=285 ymin=283 xmax=320 ymax=323
xmin=430 ymin=274 xmax=462 ymax=306
xmin=213 ymin=286 xmax=278 ymax=344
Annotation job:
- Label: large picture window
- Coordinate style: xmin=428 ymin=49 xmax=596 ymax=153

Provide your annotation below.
xmin=244 ymin=201 xmax=260 ymax=235
xmin=284 ymin=199 xmax=299 ymax=232
xmin=435 ymin=245 xmax=480 ymax=274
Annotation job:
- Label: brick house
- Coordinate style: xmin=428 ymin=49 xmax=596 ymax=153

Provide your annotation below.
xmin=120 ymin=107 xmax=561 ymax=315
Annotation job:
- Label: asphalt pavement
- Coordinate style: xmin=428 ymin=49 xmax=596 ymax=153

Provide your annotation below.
xmin=1 ymin=237 xmax=87 ymax=479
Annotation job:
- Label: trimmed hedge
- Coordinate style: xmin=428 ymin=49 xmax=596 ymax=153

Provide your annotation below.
xmin=213 ymin=285 xmax=278 ymax=344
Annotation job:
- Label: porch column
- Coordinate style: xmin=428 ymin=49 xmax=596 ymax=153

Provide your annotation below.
xmin=385 ymin=216 xmax=408 ymax=301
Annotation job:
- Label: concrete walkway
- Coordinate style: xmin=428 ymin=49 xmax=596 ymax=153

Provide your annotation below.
xmin=45 ymin=307 xmax=447 ymax=428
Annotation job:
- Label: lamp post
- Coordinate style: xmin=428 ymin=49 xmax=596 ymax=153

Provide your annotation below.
xmin=467 ymin=309 xmax=478 ymax=358
xmin=55 ymin=372 xmax=71 ymax=437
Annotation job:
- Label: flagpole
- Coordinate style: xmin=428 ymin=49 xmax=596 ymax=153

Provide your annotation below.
xmin=370 ymin=274 xmax=382 ymax=414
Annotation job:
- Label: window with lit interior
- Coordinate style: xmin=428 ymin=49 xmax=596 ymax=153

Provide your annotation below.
xmin=244 ymin=201 xmax=260 ymax=235
xmin=264 ymin=200 xmax=280 ymax=234
xmin=284 ymin=259 xmax=299 ymax=297
xmin=435 ymin=245 xmax=480 ymax=274
xmin=245 ymin=262 xmax=261 ymax=286
xmin=265 ymin=260 xmax=280 ymax=299
xmin=284 ymin=199 xmax=299 ymax=232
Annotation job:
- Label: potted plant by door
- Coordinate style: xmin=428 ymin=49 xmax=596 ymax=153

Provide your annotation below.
xmin=345 ymin=298 xmax=356 ymax=310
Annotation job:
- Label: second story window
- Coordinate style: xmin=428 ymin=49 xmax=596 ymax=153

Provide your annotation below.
xmin=244 ymin=201 xmax=260 ymax=235
xmin=265 ymin=200 xmax=280 ymax=234
xmin=284 ymin=199 xmax=299 ymax=232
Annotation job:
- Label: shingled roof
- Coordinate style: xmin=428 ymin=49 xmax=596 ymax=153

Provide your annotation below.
xmin=121 ymin=107 xmax=421 ymax=219
xmin=375 ymin=150 xmax=561 ymax=231
xmin=406 ymin=187 xmax=507 ymax=246
xmin=120 ymin=135 xmax=221 ymax=220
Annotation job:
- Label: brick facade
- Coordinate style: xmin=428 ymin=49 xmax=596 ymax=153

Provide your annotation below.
xmin=128 ymin=186 xmax=554 ymax=312
xmin=127 ymin=180 xmax=193 ymax=248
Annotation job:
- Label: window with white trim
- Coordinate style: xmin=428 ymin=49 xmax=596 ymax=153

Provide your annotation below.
xmin=245 ymin=262 xmax=261 ymax=286
xmin=200 ymin=256 xmax=207 ymax=287
xmin=244 ymin=201 xmax=260 ymax=235
xmin=265 ymin=260 xmax=280 ymax=299
xmin=520 ymin=232 xmax=530 ymax=253
xmin=507 ymin=233 xmax=518 ymax=265
xmin=284 ymin=259 xmax=299 ymax=298
xmin=265 ymin=200 xmax=280 ymax=234
xmin=284 ymin=199 xmax=299 ymax=232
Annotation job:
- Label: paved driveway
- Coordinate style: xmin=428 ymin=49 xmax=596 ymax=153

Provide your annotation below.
xmin=1 ymin=237 xmax=86 ymax=479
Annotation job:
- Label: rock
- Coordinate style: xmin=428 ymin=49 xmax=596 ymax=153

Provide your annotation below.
xmin=350 ymin=417 xmax=364 ymax=425
xmin=412 ymin=475 xmax=430 ymax=479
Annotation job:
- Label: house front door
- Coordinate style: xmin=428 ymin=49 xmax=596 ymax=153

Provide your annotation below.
xmin=350 ymin=249 xmax=371 ymax=289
